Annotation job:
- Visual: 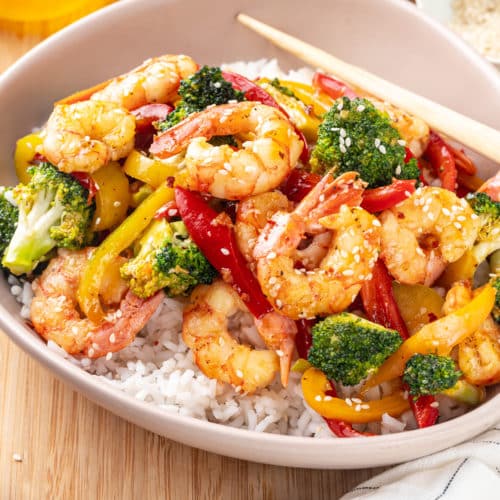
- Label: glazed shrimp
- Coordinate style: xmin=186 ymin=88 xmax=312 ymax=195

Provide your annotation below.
xmin=150 ymin=102 xmax=303 ymax=200
xmin=182 ymin=280 xmax=279 ymax=393
xmin=443 ymin=281 xmax=500 ymax=386
xmin=379 ymin=187 xmax=480 ymax=286
xmin=30 ymin=248 xmax=164 ymax=357
xmin=235 ymin=191 xmax=332 ymax=270
xmin=253 ymin=172 xmax=379 ymax=320
xmin=479 ymin=171 xmax=500 ymax=202
xmin=43 ymin=100 xmax=135 ymax=173
xmin=370 ymin=98 xmax=430 ymax=157
xmin=91 ymin=54 xmax=198 ymax=110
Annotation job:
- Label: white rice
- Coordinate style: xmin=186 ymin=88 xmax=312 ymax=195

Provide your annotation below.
xmin=5 ymin=59 xmax=470 ymax=437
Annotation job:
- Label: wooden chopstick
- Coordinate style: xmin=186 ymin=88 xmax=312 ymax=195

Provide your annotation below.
xmin=237 ymin=13 xmax=500 ymax=164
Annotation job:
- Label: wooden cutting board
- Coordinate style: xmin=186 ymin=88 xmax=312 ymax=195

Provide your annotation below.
xmin=0 ymin=28 xmax=385 ymax=500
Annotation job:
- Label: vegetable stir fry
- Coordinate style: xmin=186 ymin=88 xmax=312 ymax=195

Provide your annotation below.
xmin=2 ymin=54 xmax=499 ymax=437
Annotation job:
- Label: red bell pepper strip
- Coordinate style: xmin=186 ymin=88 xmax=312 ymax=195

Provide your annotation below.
xmin=132 ymin=103 xmax=173 ymax=133
xmin=360 ymin=180 xmax=416 ymax=213
xmin=360 ymin=259 xmax=439 ymax=428
xmin=423 ymin=132 xmax=457 ymax=192
xmin=222 ymin=71 xmax=310 ymax=163
xmin=312 ymin=72 xmax=357 ymax=99
xmin=279 ymin=169 xmax=321 ymax=203
xmin=295 ymin=319 xmax=371 ymax=437
xmin=446 ymin=143 xmax=477 ymax=176
xmin=405 ymin=147 xmax=427 ymax=185
xmin=174 ymin=187 xmax=273 ymax=319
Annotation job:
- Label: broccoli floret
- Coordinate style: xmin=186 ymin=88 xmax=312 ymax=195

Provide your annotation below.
xmin=0 ymin=187 xmax=19 ymax=259
xmin=2 ymin=163 xmax=94 ymax=275
xmin=310 ymin=97 xmax=420 ymax=187
xmin=120 ymin=219 xmax=217 ymax=298
xmin=157 ymin=66 xmax=246 ymax=130
xmin=403 ymin=354 xmax=462 ymax=398
xmin=466 ymin=192 xmax=500 ymax=264
xmin=492 ymin=276 xmax=500 ymax=324
xmin=307 ymin=312 xmax=403 ymax=385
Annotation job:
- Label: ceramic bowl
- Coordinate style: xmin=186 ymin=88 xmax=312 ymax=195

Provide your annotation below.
xmin=416 ymin=0 xmax=500 ymax=69
xmin=0 ymin=0 xmax=499 ymax=469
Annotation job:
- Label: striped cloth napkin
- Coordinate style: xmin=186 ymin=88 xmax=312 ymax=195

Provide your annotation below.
xmin=342 ymin=425 xmax=500 ymax=500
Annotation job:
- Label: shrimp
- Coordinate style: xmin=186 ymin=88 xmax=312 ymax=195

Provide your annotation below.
xmin=235 ymin=191 xmax=292 ymax=263
xmin=379 ymin=187 xmax=481 ymax=286
xmin=91 ymin=54 xmax=198 ymax=110
xmin=150 ymin=102 xmax=304 ymax=200
xmin=182 ymin=280 xmax=279 ymax=393
xmin=235 ymin=190 xmax=332 ymax=270
xmin=253 ymin=172 xmax=379 ymax=320
xmin=30 ymin=248 xmax=164 ymax=357
xmin=443 ymin=281 xmax=500 ymax=386
xmin=479 ymin=171 xmax=500 ymax=202
xmin=370 ymin=98 xmax=430 ymax=157
xmin=43 ymin=100 xmax=136 ymax=173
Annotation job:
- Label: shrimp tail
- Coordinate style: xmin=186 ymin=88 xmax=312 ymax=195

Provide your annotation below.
xmin=255 ymin=311 xmax=297 ymax=387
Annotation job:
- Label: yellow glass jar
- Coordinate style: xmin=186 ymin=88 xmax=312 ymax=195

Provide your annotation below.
xmin=0 ymin=1 xmax=116 ymax=36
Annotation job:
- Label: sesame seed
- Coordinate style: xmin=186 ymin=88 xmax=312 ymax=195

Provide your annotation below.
xmin=106 ymin=352 xmax=113 ymax=361
xmin=404 ymin=190 xmax=412 ymax=197
xmin=442 ymin=207 xmax=451 ymax=216
xmin=267 ymin=251 xmax=277 ymax=260
xmin=213 ymin=81 xmax=222 ymax=88
xmin=416 ymin=247 xmax=425 ymax=257
xmin=236 ymin=369 xmax=244 ymax=378
xmin=355 ymin=404 xmax=362 ymax=412
xmin=374 ymin=138 xmax=381 ymax=147
xmin=109 ymin=333 xmax=116 ymax=344
xmin=372 ymin=219 xmax=381 ymax=227
xmin=113 ymin=201 xmax=121 ymax=207
xmin=345 ymin=137 xmax=352 ymax=147
xmin=269 ymin=277 xmax=277 ymax=285
xmin=276 ymin=299 xmax=283 ymax=308
xmin=361 ymin=404 xmax=370 ymax=410
xmin=395 ymin=165 xmax=402 ymax=176
xmin=379 ymin=145 xmax=387 ymax=154
xmin=167 ymin=209 xmax=178 ymax=217
xmin=351 ymin=397 xmax=362 ymax=404
xmin=357 ymin=104 xmax=365 ymax=112
xmin=340 ymin=128 xmax=346 ymax=138
xmin=276 ymin=349 xmax=284 ymax=357
xmin=454 ymin=222 xmax=462 ymax=229
xmin=430 ymin=401 xmax=440 ymax=408
xmin=342 ymin=269 xmax=355 ymax=276
xmin=324 ymin=395 xmax=333 ymax=401
xmin=88 ymin=348 xmax=95 ymax=357
xmin=397 ymin=139 xmax=406 ymax=146
xmin=220 ymin=248 xmax=230 ymax=256
xmin=345 ymin=398 xmax=353 ymax=406
xmin=457 ymin=215 xmax=466 ymax=222
xmin=340 ymin=144 xmax=347 ymax=154
xmin=337 ymin=101 xmax=344 ymax=111
xmin=95 ymin=217 xmax=101 ymax=225
xmin=315 ymin=395 xmax=323 ymax=402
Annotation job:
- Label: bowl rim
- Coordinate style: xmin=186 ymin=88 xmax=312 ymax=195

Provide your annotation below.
xmin=0 ymin=0 xmax=499 ymax=468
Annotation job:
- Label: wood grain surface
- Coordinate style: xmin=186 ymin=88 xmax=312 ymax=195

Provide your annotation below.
xmin=0 ymin=27 xmax=386 ymax=500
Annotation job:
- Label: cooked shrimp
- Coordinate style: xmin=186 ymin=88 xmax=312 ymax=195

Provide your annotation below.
xmin=91 ymin=54 xmax=198 ymax=110
xmin=479 ymin=171 xmax=500 ymax=202
xmin=443 ymin=281 xmax=500 ymax=386
xmin=150 ymin=102 xmax=303 ymax=200
xmin=182 ymin=280 xmax=279 ymax=393
xmin=235 ymin=190 xmax=332 ymax=270
xmin=380 ymin=187 xmax=480 ymax=286
xmin=43 ymin=100 xmax=135 ymax=173
xmin=30 ymin=248 xmax=164 ymax=357
xmin=235 ymin=191 xmax=292 ymax=263
xmin=253 ymin=172 xmax=379 ymax=319
xmin=370 ymin=98 xmax=430 ymax=157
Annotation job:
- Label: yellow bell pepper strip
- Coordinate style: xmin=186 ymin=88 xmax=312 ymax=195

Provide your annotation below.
xmin=301 ymin=368 xmax=410 ymax=424
xmin=362 ymin=284 xmax=496 ymax=393
xmin=123 ymin=149 xmax=180 ymax=188
xmin=14 ymin=132 xmax=43 ymax=183
xmin=278 ymin=80 xmax=334 ymax=116
xmin=392 ymin=283 xmax=444 ymax=335
xmin=77 ymin=182 xmax=174 ymax=322
xmin=257 ymin=79 xmax=321 ymax=141
xmin=437 ymin=250 xmax=478 ymax=288
xmin=442 ymin=379 xmax=485 ymax=406
xmin=90 ymin=162 xmax=130 ymax=231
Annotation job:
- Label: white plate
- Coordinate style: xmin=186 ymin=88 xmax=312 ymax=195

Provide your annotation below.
xmin=0 ymin=0 xmax=499 ymax=469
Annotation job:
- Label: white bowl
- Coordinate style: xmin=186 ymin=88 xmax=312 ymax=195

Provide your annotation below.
xmin=416 ymin=0 xmax=500 ymax=69
xmin=0 ymin=0 xmax=499 ymax=469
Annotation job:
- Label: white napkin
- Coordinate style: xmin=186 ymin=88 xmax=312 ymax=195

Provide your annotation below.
xmin=342 ymin=425 xmax=500 ymax=500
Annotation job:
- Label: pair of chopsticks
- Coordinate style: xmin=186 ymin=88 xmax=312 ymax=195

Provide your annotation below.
xmin=237 ymin=13 xmax=500 ymax=165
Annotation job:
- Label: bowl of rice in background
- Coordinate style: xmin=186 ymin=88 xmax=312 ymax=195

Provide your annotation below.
xmin=416 ymin=0 xmax=500 ymax=68
xmin=0 ymin=0 xmax=499 ymax=469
